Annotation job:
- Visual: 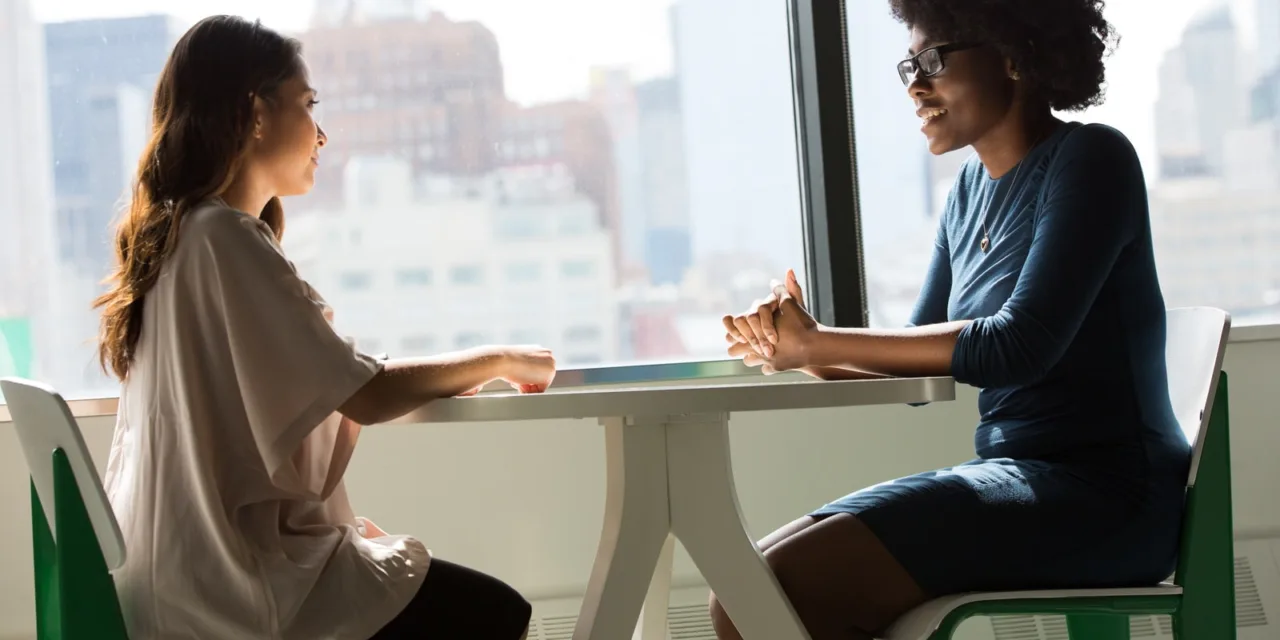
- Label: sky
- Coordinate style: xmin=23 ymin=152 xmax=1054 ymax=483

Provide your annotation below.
xmin=28 ymin=0 xmax=1264 ymax=173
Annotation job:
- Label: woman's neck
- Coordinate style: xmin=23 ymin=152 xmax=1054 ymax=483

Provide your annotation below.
xmin=218 ymin=171 xmax=274 ymax=218
xmin=973 ymin=106 xmax=1060 ymax=179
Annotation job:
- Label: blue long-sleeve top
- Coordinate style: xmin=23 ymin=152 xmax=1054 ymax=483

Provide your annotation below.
xmin=912 ymin=122 xmax=1191 ymax=464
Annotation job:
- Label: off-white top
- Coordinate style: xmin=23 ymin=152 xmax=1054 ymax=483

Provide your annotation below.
xmin=104 ymin=200 xmax=429 ymax=640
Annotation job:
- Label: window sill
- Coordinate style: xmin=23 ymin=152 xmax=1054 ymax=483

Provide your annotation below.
xmin=5 ymin=321 xmax=1279 ymax=424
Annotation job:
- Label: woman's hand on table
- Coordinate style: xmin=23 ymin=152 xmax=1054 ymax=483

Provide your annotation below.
xmin=498 ymin=345 xmax=557 ymax=393
xmin=725 ymin=269 xmax=821 ymax=374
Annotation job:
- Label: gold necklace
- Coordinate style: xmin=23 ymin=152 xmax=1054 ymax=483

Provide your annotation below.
xmin=980 ymin=159 xmax=1024 ymax=254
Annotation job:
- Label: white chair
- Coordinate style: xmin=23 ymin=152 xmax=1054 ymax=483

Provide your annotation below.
xmin=1 ymin=377 xmax=129 ymax=639
xmin=885 ymin=307 xmax=1236 ymax=640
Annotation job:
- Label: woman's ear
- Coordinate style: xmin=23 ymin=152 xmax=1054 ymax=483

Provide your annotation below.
xmin=1005 ymin=58 xmax=1020 ymax=81
xmin=251 ymin=94 xmax=268 ymax=141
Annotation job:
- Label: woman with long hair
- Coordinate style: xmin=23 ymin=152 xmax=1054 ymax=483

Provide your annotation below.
xmin=98 ymin=15 xmax=550 ymax=639
xmin=718 ymin=0 xmax=1189 ymax=638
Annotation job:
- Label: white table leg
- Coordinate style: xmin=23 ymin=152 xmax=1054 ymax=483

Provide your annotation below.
xmin=574 ymin=417 xmax=672 ymax=640
xmin=666 ymin=413 xmax=812 ymax=640
xmin=633 ymin=533 xmax=675 ymax=640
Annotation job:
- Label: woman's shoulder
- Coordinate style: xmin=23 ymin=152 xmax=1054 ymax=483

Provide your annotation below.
xmin=1050 ymin=122 xmax=1142 ymax=172
xmin=177 ymin=199 xmax=281 ymax=261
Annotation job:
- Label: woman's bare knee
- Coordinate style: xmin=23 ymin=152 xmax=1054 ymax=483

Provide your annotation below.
xmin=757 ymin=515 xmax=820 ymax=553
xmin=763 ymin=514 xmax=926 ymax=637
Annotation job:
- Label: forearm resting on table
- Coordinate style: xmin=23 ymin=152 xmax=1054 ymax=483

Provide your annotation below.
xmin=339 ymin=348 xmax=507 ymax=425
xmin=806 ymin=321 xmax=970 ymax=377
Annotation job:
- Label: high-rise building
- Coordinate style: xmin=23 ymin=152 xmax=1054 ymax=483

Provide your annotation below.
xmin=1155 ymin=44 xmax=1207 ymax=179
xmin=301 ymin=11 xmax=624 ymax=275
xmin=495 ymin=99 xmax=621 ymax=267
xmin=283 ymin=159 xmax=619 ymax=366
xmin=671 ymin=0 xmax=803 ymax=274
xmin=0 ymin=0 xmax=57 ymax=380
xmin=1259 ymin=0 xmax=1280 ymax=78
xmin=1154 ymin=7 xmax=1243 ymax=179
xmin=312 ymin=0 xmax=434 ymax=28
xmin=300 ymin=11 xmax=508 ymax=209
xmin=635 ymin=76 xmax=691 ymax=285
xmin=589 ymin=66 xmax=646 ymax=270
xmin=44 ymin=15 xmax=181 ymax=275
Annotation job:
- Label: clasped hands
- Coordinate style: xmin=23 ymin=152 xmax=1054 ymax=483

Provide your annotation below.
xmin=721 ymin=268 xmax=821 ymax=375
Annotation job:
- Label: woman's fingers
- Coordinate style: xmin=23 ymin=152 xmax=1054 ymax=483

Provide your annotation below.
xmin=722 ymin=314 xmax=746 ymax=344
xmin=732 ymin=315 xmax=762 ymax=354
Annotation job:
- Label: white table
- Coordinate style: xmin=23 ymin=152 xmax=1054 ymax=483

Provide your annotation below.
xmin=396 ymin=376 xmax=955 ymax=640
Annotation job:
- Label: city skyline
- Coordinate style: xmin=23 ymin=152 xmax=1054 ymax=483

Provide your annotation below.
xmin=30 ymin=0 xmax=1262 ymax=181
xmin=5 ymin=0 xmax=1280 ymax=397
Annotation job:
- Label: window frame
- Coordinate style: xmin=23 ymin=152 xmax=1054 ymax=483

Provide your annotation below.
xmin=789 ymin=0 xmax=868 ymax=329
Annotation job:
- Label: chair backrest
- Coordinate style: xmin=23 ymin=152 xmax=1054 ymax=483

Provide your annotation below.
xmin=1 ymin=377 xmax=126 ymax=570
xmin=1163 ymin=307 xmax=1231 ymax=487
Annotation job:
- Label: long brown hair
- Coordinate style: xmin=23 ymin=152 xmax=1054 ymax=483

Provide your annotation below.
xmin=96 ymin=16 xmax=302 ymax=380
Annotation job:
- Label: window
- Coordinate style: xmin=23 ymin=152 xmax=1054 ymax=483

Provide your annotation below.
xmin=849 ymin=0 xmax=1280 ymax=327
xmin=504 ymin=262 xmax=542 ymax=283
xmin=564 ymin=325 xmax=602 ymax=343
xmin=395 ymin=268 xmax=432 ymax=287
xmin=454 ymin=332 xmax=490 ymax=349
xmin=509 ymin=329 xmax=545 ymax=344
xmin=339 ymin=271 xmax=374 ymax=291
xmin=449 ymin=265 xmax=484 ymax=285
xmin=560 ymin=260 xmax=595 ymax=279
xmin=400 ymin=335 xmax=436 ymax=353
xmin=8 ymin=0 xmax=840 ymax=400
xmin=493 ymin=211 xmax=548 ymax=239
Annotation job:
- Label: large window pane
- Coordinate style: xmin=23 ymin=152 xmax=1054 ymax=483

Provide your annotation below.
xmin=852 ymin=0 xmax=1280 ymax=328
xmin=2 ymin=0 xmax=811 ymax=399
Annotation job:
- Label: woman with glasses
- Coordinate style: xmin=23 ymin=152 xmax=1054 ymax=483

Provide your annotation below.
xmin=716 ymin=1 xmax=1189 ymax=638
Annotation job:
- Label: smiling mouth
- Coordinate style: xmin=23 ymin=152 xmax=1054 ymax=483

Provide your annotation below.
xmin=919 ymin=108 xmax=948 ymax=124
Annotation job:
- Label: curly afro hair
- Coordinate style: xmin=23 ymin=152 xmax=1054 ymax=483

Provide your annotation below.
xmin=889 ymin=0 xmax=1118 ymax=112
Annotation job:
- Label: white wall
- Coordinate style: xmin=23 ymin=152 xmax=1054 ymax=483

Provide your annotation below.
xmin=0 ymin=334 xmax=1277 ymax=638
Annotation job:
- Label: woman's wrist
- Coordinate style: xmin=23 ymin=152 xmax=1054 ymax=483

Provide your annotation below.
xmin=467 ymin=346 xmax=513 ymax=382
xmin=800 ymin=324 xmax=834 ymax=369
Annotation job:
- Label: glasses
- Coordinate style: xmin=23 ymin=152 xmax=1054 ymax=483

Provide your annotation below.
xmin=897 ymin=43 xmax=982 ymax=86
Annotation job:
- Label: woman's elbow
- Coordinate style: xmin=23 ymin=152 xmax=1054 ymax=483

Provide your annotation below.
xmin=952 ymin=336 xmax=1053 ymax=388
xmin=339 ymin=373 xmax=403 ymax=425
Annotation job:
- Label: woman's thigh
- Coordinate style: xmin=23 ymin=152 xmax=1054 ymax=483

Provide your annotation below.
xmin=368 ymin=558 xmax=532 ymax=640
xmin=809 ymin=457 xmax=1183 ymax=594
xmin=711 ymin=514 xmax=927 ymax=640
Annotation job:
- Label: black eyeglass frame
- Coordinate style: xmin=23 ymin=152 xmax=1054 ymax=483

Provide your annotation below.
xmin=896 ymin=42 xmax=983 ymax=86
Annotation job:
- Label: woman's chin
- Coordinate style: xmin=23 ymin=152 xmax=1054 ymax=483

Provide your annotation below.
xmin=925 ymin=131 xmax=961 ymax=156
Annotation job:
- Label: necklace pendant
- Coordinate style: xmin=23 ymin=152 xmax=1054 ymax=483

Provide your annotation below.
xmin=980 ymin=234 xmax=990 ymax=253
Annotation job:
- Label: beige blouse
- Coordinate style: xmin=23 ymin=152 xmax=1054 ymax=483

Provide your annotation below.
xmin=103 ymin=200 xmax=429 ymax=639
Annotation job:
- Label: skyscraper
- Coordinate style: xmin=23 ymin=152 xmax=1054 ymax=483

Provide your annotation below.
xmin=1259 ymin=0 xmax=1280 ymax=77
xmin=635 ymin=76 xmax=691 ymax=285
xmin=301 ymin=9 xmax=507 ymax=199
xmin=589 ymin=66 xmax=646 ymax=270
xmin=671 ymin=0 xmax=804 ymax=273
xmin=44 ymin=15 xmax=182 ymax=275
xmin=1154 ymin=7 xmax=1243 ymax=179
xmin=0 ymin=0 xmax=57 ymax=379
xmin=301 ymin=11 xmax=622 ymax=270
